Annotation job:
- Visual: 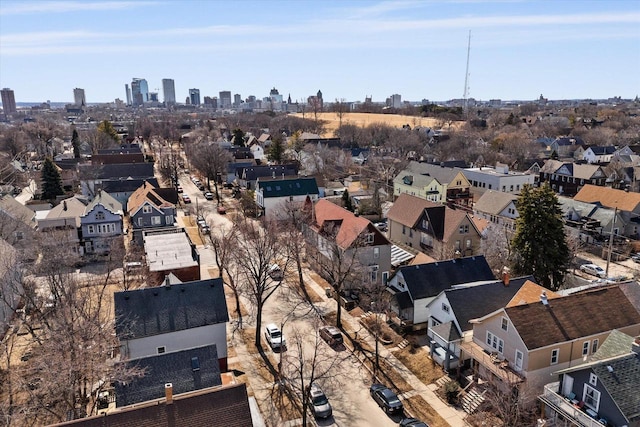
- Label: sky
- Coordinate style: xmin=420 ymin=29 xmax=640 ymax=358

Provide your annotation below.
xmin=1 ymin=0 xmax=639 ymax=104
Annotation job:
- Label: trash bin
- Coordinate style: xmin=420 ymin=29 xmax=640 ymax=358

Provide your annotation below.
xmin=325 ymin=288 xmax=332 ymax=297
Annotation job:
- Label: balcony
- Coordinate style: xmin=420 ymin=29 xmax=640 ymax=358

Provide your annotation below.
xmin=460 ymin=341 xmax=524 ymax=386
xmin=538 ymin=383 xmax=607 ymax=427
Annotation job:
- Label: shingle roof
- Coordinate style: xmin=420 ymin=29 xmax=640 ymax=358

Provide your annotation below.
xmin=506 ymin=280 xmax=561 ymax=307
xmin=574 ymin=184 xmax=640 ymax=213
xmin=397 ymin=256 xmax=495 ymax=300
xmin=592 ymin=354 xmax=640 ymax=422
xmin=444 ymin=276 xmax=532 ymax=333
xmin=115 ymin=345 xmax=222 ymax=407
xmin=442 ymin=208 xmax=467 ymax=242
xmin=0 ymin=194 xmax=36 ymax=228
xmin=79 ymin=162 xmax=154 ymax=180
xmin=405 ymin=161 xmax=462 ymax=185
xmin=101 ymin=178 xmax=159 ymax=194
xmin=313 ymin=199 xmax=389 ymax=249
xmin=618 ymin=282 xmax=640 ymax=314
xmin=393 ymin=170 xmax=439 ymax=191
xmin=432 ymin=321 xmax=462 ymax=342
xmin=84 ymin=190 xmax=122 ymax=216
xmin=257 ymin=177 xmax=319 ymax=198
xmin=127 ymin=182 xmax=174 ymax=216
xmin=588 ymin=329 xmax=635 ymax=362
xmin=505 ymin=286 xmax=640 ymax=350
xmin=387 ymin=193 xmax=441 ymax=228
xmin=50 ymin=383 xmax=253 ymax=427
xmin=114 ymin=278 xmax=229 ymax=339
xmin=473 ymin=190 xmax=519 ymax=216
xmin=43 ymin=196 xmax=88 ymax=227
xmin=395 ymin=290 xmax=413 ymax=310
xmin=587 ymin=145 xmax=616 ymax=155
xmin=241 ymin=164 xmax=298 ymax=181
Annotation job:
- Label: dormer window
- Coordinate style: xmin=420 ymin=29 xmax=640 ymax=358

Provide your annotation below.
xmin=143 ymin=205 xmax=152 ymax=214
xmin=365 ymin=233 xmax=374 ymax=244
xmin=96 ymin=211 xmax=105 ymax=220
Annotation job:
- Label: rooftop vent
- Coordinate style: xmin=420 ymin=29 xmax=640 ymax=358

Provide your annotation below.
xmin=540 ymin=291 xmax=549 ymax=307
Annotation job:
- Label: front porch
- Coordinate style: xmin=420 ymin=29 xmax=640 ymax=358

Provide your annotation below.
xmin=538 ymin=382 xmax=608 ymax=427
xmin=460 ymin=340 xmax=524 ymax=386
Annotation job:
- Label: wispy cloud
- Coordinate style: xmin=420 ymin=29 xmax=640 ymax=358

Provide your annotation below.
xmin=0 ymin=1 xmax=156 ymax=16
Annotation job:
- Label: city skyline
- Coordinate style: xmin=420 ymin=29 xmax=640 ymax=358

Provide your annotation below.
xmin=0 ymin=0 xmax=639 ymax=104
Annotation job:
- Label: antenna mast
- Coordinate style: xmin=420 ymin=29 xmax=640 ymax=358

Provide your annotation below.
xmin=463 ymin=30 xmax=471 ymax=117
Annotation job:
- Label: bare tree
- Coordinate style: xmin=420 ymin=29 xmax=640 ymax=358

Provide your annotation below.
xmin=209 ymin=223 xmax=243 ymax=328
xmin=233 ymin=219 xmax=286 ymax=347
xmin=187 ymin=143 xmax=233 ymax=203
xmin=332 ymin=98 xmax=349 ymax=135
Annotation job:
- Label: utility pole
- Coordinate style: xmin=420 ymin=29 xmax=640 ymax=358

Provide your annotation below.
xmin=462 ymin=30 xmax=471 ymax=119
xmin=606 ymin=206 xmax=618 ymax=277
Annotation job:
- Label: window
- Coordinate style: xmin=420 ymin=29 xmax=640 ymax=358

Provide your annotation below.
xmin=15 ymin=231 xmax=24 ymax=240
xmin=486 ymin=331 xmax=504 ymax=354
xmin=382 ymin=271 xmax=389 ymax=284
xmin=95 ymin=211 xmax=105 ymax=220
xmin=582 ymin=341 xmax=590 ymax=357
xmin=502 ymin=186 xmax=506 ymax=192
xmin=369 ymin=265 xmax=379 ymax=282
xmin=151 ymin=216 xmax=161 ymax=225
xmin=442 ymin=303 xmax=450 ymax=313
xmin=422 ymin=219 xmax=429 ymax=229
xmin=583 ymin=384 xmax=600 ymax=412
xmin=373 ymin=247 xmax=380 ymax=259
xmin=501 ymin=318 xmax=508 ymax=331
xmin=551 ymin=348 xmax=559 ymax=365
xmin=166 ymin=215 xmax=174 ymax=224
xmin=366 ymin=233 xmax=374 ymax=243
xmin=402 ymin=225 xmax=406 ymax=235
xmin=466 ymin=239 xmax=472 ymax=249
xmin=143 ymin=205 xmax=152 ymax=214
xmin=408 ymin=229 xmax=413 ymax=238
xmin=431 ymin=318 xmax=441 ymax=327
xmin=459 ymin=224 xmax=469 ymax=234
xmin=137 ymin=217 xmax=143 ymax=226
xmin=589 ymin=373 xmax=597 ymax=386
xmin=157 ymin=346 xmax=166 ymax=354
xmin=592 ymin=339 xmax=599 ymax=354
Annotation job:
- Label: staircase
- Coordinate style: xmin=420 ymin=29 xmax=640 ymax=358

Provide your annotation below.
xmin=460 ymin=384 xmax=487 ymax=414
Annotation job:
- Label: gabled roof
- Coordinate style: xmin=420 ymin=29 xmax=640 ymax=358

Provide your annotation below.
xmin=474 ymin=190 xmax=519 ymax=216
xmin=592 ymin=353 xmax=640 ymax=422
xmin=79 ymin=162 xmax=154 ymax=180
xmin=114 ymin=278 xmax=229 ymax=340
xmin=387 ymin=193 xmax=441 ymax=228
xmin=393 ymin=170 xmax=439 ymax=190
xmin=505 ymin=286 xmax=640 ymax=350
xmin=443 ymin=276 xmax=532 ymax=333
xmin=618 ymin=281 xmax=640 ymax=314
xmin=43 ymin=196 xmax=88 ymax=227
xmin=0 ymin=194 xmax=36 ymax=228
xmin=554 ymin=136 xmax=585 ymax=146
xmin=83 ymin=190 xmax=122 ymax=216
xmin=257 ymin=177 xmax=319 ymax=198
xmin=442 ymin=208 xmax=469 ymax=242
xmin=240 ymin=164 xmax=298 ymax=181
xmin=432 ymin=321 xmax=462 ymax=342
xmin=405 ymin=161 xmax=464 ymax=185
xmin=574 ymin=184 xmax=640 ymax=213
xmin=588 ymin=329 xmax=635 ymax=362
xmin=101 ymin=177 xmax=160 ymax=194
xmin=115 ymin=345 xmax=222 ymax=407
xmin=257 ymin=133 xmax=271 ymax=143
xmin=50 ymin=383 xmax=253 ymax=427
xmin=506 ymin=280 xmax=561 ymax=307
xmin=312 ymin=199 xmax=389 ymax=249
xmin=397 ymin=256 xmax=495 ymax=300
xmin=127 ymin=182 xmax=174 ymax=216
xmin=586 ymin=145 xmax=616 ymax=155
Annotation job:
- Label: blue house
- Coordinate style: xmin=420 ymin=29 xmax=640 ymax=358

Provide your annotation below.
xmin=127 ymin=182 xmax=177 ymax=244
xmin=80 ymin=190 xmax=124 ymax=255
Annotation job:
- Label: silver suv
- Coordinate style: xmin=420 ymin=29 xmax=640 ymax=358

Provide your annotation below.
xmin=580 ymin=263 xmax=606 ymax=278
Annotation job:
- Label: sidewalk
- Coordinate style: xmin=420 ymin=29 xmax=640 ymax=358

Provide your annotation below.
xmin=301 ymin=270 xmax=470 ymax=427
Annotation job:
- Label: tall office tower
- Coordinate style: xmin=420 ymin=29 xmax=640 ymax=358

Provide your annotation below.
xmin=219 ymin=91 xmax=232 ymax=109
xmin=390 ymin=94 xmax=402 ymax=108
xmin=189 ymin=88 xmax=201 ymax=106
xmin=131 ymin=78 xmax=149 ymax=106
xmin=233 ymin=93 xmax=242 ymax=107
xmin=73 ymin=88 xmax=86 ymax=106
xmin=125 ymin=84 xmax=132 ymax=105
xmin=162 ymin=78 xmax=176 ymax=105
xmin=1 ymin=88 xmax=17 ymax=115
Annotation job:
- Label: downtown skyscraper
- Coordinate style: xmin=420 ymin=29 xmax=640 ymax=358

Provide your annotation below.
xmin=131 ymin=78 xmax=149 ymax=107
xmin=162 ymin=78 xmax=176 ymax=105
xmin=73 ymin=88 xmax=86 ymax=106
xmin=1 ymin=88 xmax=17 ymax=116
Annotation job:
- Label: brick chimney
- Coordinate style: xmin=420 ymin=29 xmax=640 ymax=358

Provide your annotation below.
xmin=165 ymin=383 xmax=173 ymax=404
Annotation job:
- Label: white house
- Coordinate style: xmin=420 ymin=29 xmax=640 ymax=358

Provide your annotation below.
xmin=255 ymin=176 xmax=320 ymax=220
xmin=114 ymin=276 xmax=230 ymax=371
xmin=582 ymin=146 xmax=616 ymax=164
xmin=461 ymin=163 xmax=535 ymax=195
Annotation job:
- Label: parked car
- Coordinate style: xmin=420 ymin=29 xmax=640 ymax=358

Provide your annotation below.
xmin=177 ymin=185 xmax=183 ymax=193
xmin=632 ymin=253 xmax=640 ymax=263
xmin=309 ymin=383 xmax=332 ymax=419
xmin=181 ymin=194 xmax=191 ymax=204
xmin=374 ymin=222 xmax=388 ymax=232
xmin=204 ymin=192 xmax=214 ymax=200
xmin=268 ymin=264 xmax=284 ymax=281
xmin=264 ymin=323 xmax=286 ymax=350
xmin=370 ymin=383 xmax=403 ymax=415
xmin=319 ymin=325 xmax=343 ymax=347
xmin=580 ymin=263 xmax=606 ymax=278
xmin=399 ymin=418 xmax=429 ymax=427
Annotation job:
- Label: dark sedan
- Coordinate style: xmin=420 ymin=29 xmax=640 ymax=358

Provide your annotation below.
xmin=370 ymin=383 xmax=403 ymax=415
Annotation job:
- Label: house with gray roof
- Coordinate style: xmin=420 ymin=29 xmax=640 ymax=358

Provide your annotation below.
xmin=0 ymin=194 xmax=37 ymax=250
xmin=387 ymin=255 xmax=495 ymax=330
xmin=115 ymin=344 xmax=222 ymax=407
xmin=114 ymin=277 xmax=229 ymax=370
xmin=557 ymin=195 xmax=627 ymax=243
xmin=425 ymin=275 xmax=534 ymax=371
xmin=400 ymin=161 xmax=473 ymax=208
xmin=473 ymin=190 xmax=519 ymax=232
xmin=255 ymin=176 xmax=319 ymax=220
xmin=539 ymin=331 xmax=640 ymax=427
xmin=393 ymin=164 xmax=444 ymax=203
xmin=236 ymin=164 xmax=298 ymax=190
xmin=538 ymin=159 xmax=607 ymax=196
xmin=79 ymin=190 xmax=123 ymax=255
xmin=80 ymin=162 xmax=155 ymax=198
xmin=582 ymin=145 xmax=616 ymax=164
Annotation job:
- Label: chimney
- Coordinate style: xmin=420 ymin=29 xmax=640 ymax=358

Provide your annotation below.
xmin=540 ymin=291 xmax=549 ymax=307
xmin=502 ymin=267 xmax=510 ymax=286
xmin=165 ymin=383 xmax=173 ymax=404
xmin=633 ymin=336 xmax=640 ymax=356
xmin=164 ymin=275 xmax=171 ymax=287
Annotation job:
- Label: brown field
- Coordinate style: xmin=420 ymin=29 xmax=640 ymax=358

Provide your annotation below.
xmin=291 ymin=112 xmax=464 ymax=137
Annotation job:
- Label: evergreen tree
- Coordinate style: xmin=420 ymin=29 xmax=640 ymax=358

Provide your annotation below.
xmin=71 ymin=128 xmax=80 ymax=158
xmin=232 ymin=128 xmax=245 ymax=146
xmin=41 ymin=157 xmax=64 ymax=200
xmin=267 ymin=134 xmax=284 ymax=164
xmin=511 ymin=183 xmax=570 ymax=290
xmin=342 ymin=189 xmax=353 ymax=212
